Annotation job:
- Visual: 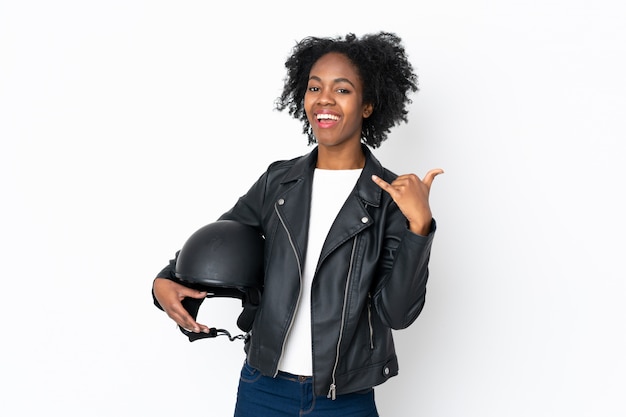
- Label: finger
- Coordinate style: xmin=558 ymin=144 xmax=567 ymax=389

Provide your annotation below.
xmin=180 ymin=287 xmax=208 ymax=300
xmin=371 ymin=174 xmax=394 ymax=195
xmin=422 ymin=168 xmax=444 ymax=188
xmin=181 ymin=318 xmax=211 ymax=334
xmin=153 ymin=277 xmax=207 ymax=301
xmin=182 ymin=318 xmax=211 ymax=334
xmin=169 ymin=304 xmax=206 ymax=333
xmin=371 ymin=174 xmax=388 ymax=187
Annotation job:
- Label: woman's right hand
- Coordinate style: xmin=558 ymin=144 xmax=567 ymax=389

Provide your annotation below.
xmin=152 ymin=277 xmax=211 ymax=334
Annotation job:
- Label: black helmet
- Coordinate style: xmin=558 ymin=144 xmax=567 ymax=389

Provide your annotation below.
xmin=174 ymin=220 xmax=264 ymax=342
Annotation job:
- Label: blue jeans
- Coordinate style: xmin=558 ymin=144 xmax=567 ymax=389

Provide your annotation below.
xmin=234 ymin=361 xmax=379 ymax=417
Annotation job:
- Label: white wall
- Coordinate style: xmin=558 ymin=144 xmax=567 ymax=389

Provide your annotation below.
xmin=1 ymin=1 xmax=624 ymax=416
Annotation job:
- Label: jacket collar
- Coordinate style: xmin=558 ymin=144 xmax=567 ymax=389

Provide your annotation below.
xmin=280 ymin=144 xmax=386 ymax=208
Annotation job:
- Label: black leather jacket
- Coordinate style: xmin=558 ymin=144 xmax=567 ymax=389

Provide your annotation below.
xmin=156 ymin=145 xmax=435 ymax=398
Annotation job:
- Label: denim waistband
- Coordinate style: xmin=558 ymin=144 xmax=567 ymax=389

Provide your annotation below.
xmin=276 ymin=370 xmax=313 ymax=383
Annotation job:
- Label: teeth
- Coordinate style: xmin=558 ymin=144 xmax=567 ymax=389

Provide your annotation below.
xmin=317 ymin=113 xmax=339 ymax=121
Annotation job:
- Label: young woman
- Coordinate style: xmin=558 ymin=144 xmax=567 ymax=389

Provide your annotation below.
xmin=152 ymin=32 xmax=443 ymax=416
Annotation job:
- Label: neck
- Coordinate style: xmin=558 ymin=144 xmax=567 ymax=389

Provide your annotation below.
xmin=316 ymin=143 xmax=365 ymax=170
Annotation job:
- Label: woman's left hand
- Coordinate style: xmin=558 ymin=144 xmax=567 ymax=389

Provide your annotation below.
xmin=372 ymin=169 xmax=444 ymax=236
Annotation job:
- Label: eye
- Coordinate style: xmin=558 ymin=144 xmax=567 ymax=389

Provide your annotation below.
xmin=307 ymin=86 xmax=320 ymax=92
xmin=337 ymin=88 xmax=350 ymax=94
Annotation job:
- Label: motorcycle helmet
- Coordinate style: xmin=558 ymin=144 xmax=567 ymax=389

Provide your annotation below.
xmin=174 ymin=220 xmax=264 ymax=342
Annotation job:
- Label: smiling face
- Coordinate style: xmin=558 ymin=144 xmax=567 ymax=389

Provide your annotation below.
xmin=304 ymin=52 xmax=373 ymax=153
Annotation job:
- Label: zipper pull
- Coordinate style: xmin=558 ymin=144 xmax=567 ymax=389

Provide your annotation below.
xmin=327 ymin=384 xmax=336 ymax=400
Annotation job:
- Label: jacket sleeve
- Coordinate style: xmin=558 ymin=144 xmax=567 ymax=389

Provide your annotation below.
xmin=217 ymin=168 xmax=269 ymax=228
xmin=372 ymin=216 xmax=436 ymax=330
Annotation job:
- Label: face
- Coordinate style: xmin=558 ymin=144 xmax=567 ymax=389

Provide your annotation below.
xmin=304 ymin=52 xmax=373 ymax=149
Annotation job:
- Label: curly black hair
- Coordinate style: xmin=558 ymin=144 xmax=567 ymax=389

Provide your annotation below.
xmin=275 ymin=32 xmax=418 ymax=149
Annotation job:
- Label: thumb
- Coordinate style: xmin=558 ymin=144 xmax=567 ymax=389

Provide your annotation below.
xmin=423 ymin=168 xmax=444 ymax=188
xmin=182 ymin=287 xmax=208 ymax=299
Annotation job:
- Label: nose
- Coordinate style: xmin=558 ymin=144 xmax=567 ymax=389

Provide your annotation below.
xmin=317 ymin=89 xmax=335 ymax=105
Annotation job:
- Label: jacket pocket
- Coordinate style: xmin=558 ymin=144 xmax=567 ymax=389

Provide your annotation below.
xmin=367 ymin=292 xmax=374 ymax=350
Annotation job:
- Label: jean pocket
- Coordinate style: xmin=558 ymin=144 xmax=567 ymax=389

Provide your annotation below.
xmin=239 ymin=360 xmax=263 ymax=384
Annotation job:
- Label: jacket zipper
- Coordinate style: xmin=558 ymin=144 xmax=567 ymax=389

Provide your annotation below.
xmin=273 ymin=203 xmax=303 ymax=377
xmin=327 ymin=236 xmax=359 ymax=400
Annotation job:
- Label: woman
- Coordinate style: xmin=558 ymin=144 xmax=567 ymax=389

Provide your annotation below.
xmin=153 ymin=32 xmax=443 ymax=416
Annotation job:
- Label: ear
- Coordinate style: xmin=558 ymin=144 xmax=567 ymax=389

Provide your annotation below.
xmin=362 ymin=103 xmax=374 ymax=118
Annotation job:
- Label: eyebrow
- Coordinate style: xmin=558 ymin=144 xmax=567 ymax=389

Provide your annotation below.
xmin=308 ymin=75 xmax=356 ymax=88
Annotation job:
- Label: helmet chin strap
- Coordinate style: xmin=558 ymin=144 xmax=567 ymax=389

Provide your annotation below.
xmin=179 ymin=326 xmax=249 ymax=342
xmin=179 ymin=287 xmax=262 ymax=343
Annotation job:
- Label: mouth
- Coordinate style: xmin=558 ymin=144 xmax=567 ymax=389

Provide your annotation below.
xmin=316 ymin=113 xmax=340 ymax=122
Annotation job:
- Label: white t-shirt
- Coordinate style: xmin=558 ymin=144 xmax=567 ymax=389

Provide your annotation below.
xmin=277 ymin=168 xmax=362 ymax=376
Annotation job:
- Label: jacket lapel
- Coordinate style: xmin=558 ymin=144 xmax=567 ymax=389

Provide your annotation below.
xmin=274 ymin=148 xmax=316 ymax=267
xmin=275 ymin=145 xmax=388 ymax=269
xmin=318 ymin=146 xmax=385 ymax=265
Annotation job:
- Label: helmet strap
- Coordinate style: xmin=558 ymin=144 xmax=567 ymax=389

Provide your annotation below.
xmin=180 ymin=326 xmax=249 ymax=342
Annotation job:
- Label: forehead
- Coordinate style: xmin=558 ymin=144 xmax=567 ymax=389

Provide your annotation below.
xmin=309 ymin=52 xmax=361 ymax=82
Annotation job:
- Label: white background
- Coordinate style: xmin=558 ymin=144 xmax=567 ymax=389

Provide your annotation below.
xmin=1 ymin=1 xmax=624 ymax=416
